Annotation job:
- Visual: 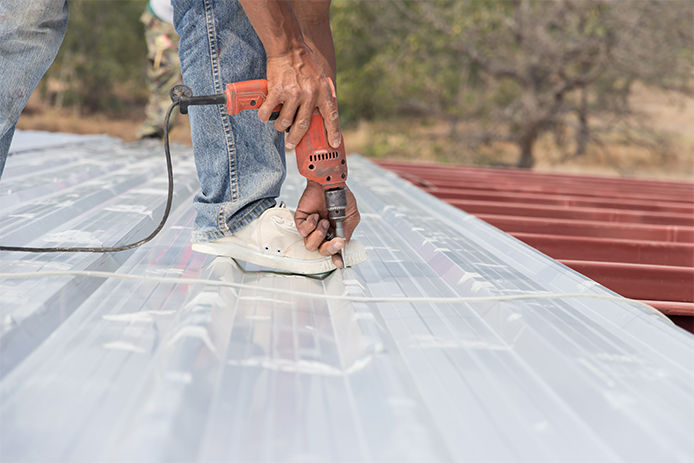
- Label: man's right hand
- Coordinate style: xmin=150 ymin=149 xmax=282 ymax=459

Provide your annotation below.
xmin=238 ymin=0 xmax=340 ymax=151
xmin=257 ymin=45 xmax=341 ymax=152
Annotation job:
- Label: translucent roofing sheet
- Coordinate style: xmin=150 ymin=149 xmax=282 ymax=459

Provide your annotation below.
xmin=1 ymin=132 xmax=693 ymax=462
xmin=8 ymin=129 xmax=110 ymax=154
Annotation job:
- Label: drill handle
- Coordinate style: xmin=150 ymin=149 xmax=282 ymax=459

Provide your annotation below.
xmin=224 ymin=79 xmax=282 ymax=116
xmin=224 ymin=78 xmax=335 ymax=118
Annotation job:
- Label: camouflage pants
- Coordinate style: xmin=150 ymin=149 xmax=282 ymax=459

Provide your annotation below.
xmin=138 ymin=10 xmax=181 ymax=139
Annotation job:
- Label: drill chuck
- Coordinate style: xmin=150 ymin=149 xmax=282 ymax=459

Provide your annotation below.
xmin=325 ymin=188 xmax=347 ymax=222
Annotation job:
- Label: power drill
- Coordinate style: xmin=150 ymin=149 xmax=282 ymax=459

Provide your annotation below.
xmin=171 ymin=79 xmax=348 ymax=250
xmin=0 ymin=80 xmax=346 ymax=255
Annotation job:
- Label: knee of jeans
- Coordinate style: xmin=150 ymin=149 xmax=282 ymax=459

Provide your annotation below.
xmin=0 ymin=3 xmax=68 ymax=60
xmin=19 ymin=2 xmax=69 ymax=32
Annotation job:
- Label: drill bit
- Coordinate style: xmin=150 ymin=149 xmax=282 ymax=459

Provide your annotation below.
xmin=325 ymin=188 xmax=348 ymax=269
xmin=335 ymin=220 xmax=345 ymax=267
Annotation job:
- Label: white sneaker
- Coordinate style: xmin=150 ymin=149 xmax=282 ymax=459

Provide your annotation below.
xmin=191 ymin=205 xmax=368 ymax=275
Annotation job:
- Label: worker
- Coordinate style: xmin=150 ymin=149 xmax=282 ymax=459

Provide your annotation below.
xmin=0 ymin=0 xmax=365 ymax=274
xmin=138 ymin=0 xmax=182 ymax=140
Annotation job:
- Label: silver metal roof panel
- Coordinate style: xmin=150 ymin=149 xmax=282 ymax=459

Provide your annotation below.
xmin=1 ymin=131 xmax=693 ymax=462
xmin=8 ymin=129 xmax=110 ymax=154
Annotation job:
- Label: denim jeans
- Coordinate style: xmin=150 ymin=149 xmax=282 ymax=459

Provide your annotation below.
xmin=0 ymin=0 xmax=69 ymax=176
xmin=1 ymin=0 xmax=285 ymax=242
xmin=173 ymin=0 xmax=286 ymax=242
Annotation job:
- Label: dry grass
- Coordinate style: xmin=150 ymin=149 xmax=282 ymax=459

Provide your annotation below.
xmin=342 ymin=85 xmax=694 ymax=181
xmin=17 ymin=92 xmax=193 ymax=146
xmin=534 ymin=85 xmax=694 ymax=179
xmin=17 ymin=85 xmax=694 ymax=181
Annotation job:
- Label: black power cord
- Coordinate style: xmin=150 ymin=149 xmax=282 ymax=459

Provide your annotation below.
xmin=0 ymin=85 xmax=262 ymax=253
xmin=0 ymin=87 xmax=190 ymax=253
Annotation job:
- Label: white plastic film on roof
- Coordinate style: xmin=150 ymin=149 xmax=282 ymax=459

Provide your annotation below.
xmin=1 ymin=132 xmax=693 ymax=462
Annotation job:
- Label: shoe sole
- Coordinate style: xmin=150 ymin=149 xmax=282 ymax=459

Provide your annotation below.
xmin=192 ymin=239 xmax=369 ymax=275
xmin=192 ymin=240 xmax=336 ymax=275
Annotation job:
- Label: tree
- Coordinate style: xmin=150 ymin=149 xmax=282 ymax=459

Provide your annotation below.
xmin=41 ymin=0 xmax=148 ymax=114
xmin=332 ymin=0 xmax=694 ymax=167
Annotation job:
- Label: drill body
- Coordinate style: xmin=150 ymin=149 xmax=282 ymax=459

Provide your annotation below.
xmin=223 ymin=79 xmax=348 ymax=238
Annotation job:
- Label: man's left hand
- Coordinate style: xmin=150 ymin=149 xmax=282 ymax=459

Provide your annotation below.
xmin=294 ymin=181 xmax=360 ymax=268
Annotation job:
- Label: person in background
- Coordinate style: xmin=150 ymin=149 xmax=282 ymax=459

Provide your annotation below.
xmin=137 ymin=0 xmax=181 ymax=140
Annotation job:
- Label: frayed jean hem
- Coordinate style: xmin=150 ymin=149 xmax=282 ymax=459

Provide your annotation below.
xmin=191 ymin=197 xmax=276 ymax=243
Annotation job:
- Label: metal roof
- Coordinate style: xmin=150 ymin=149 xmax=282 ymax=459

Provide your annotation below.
xmin=2 ymin=131 xmax=694 ymax=462
xmin=379 ymin=161 xmax=694 ymax=330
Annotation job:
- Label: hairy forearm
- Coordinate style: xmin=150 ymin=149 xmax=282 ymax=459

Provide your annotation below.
xmin=238 ymin=0 xmax=305 ymax=57
xmin=239 ymin=0 xmax=342 ymax=151
xmin=289 ymin=0 xmax=336 ymax=81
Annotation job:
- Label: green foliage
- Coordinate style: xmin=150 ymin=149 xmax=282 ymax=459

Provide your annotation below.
xmin=330 ymin=0 xmax=694 ymax=166
xmin=331 ymin=1 xmax=390 ymax=122
xmin=35 ymin=0 xmax=693 ymax=167
xmin=332 ymin=0 xmax=512 ymax=123
xmin=43 ymin=0 xmax=148 ymax=114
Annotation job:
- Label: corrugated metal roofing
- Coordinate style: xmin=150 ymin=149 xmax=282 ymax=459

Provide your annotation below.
xmin=379 ymin=161 xmax=694 ymax=331
xmin=1 ymin=131 xmax=694 ymax=462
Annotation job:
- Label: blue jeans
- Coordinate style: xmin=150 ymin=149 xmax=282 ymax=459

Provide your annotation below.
xmin=0 ymin=0 xmax=69 ymax=175
xmin=0 ymin=0 xmax=285 ymax=241
xmin=173 ymin=0 xmax=286 ymax=242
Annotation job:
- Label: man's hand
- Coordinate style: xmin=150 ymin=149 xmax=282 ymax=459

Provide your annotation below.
xmin=238 ymin=0 xmax=341 ymax=151
xmin=294 ymin=181 xmax=360 ymax=268
xmin=258 ymin=46 xmax=341 ymax=151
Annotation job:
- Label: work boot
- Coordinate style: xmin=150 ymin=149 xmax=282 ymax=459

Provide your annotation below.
xmin=191 ymin=204 xmax=367 ymax=275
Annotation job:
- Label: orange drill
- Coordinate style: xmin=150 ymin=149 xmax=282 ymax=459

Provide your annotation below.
xmin=172 ymin=79 xmax=348 ymax=247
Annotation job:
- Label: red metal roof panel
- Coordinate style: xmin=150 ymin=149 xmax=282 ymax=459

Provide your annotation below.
xmin=451 ymin=199 xmax=693 ymax=226
xmin=511 ymin=233 xmax=694 ymax=267
xmin=431 ymin=188 xmax=694 ymax=215
xmin=379 ymin=161 xmax=694 ymax=331
xmin=478 ymin=214 xmax=694 ymax=242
